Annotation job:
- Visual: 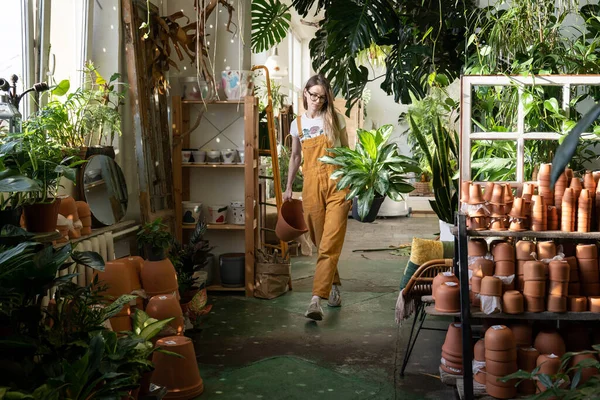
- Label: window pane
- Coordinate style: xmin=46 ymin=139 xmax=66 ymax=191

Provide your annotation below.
xmin=471 ymin=140 xmax=516 ymax=182
xmin=0 ymin=1 xmax=25 ymax=93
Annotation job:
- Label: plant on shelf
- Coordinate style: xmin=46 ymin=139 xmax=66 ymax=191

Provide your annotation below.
xmin=318 ymin=124 xmax=418 ymax=222
xmin=502 ymin=347 xmax=600 ymax=399
xmin=137 ymin=218 xmax=174 ymax=261
xmin=169 ymin=220 xmax=215 ymax=296
xmin=255 ymin=78 xmax=287 ymax=117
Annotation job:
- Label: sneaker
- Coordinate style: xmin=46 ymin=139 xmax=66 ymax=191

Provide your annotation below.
xmin=305 ymin=301 xmax=324 ymax=321
xmin=327 ymin=285 xmax=342 ymax=307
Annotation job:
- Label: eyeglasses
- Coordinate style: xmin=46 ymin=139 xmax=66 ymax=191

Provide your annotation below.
xmin=307 ymin=90 xmax=326 ymax=102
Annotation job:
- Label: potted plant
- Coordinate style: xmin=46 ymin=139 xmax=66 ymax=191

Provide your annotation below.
xmin=137 ymin=218 xmax=173 ymax=261
xmin=318 ymin=124 xmax=418 ymax=222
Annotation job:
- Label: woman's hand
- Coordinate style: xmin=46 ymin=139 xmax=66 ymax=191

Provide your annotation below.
xmin=283 ymin=187 xmax=293 ymax=202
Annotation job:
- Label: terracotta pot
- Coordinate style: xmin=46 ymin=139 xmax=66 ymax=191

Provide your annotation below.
xmin=485 ymin=325 xmax=515 ymax=351
xmin=486 ymin=382 xmax=517 ymax=399
xmin=95 ymin=260 xmax=135 ymax=301
xmin=486 ymin=359 xmax=518 ymax=377
xmin=509 ymin=218 xmax=527 ymax=232
xmin=583 ymin=283 xmax=600 ymax=296
xmin=571 ymin=177 xmax=583 ymax=198
xmin=474 ymin=339 xmax=486 ymax=361
xmin=537 ymin=241 xmax=556 ymax=260
xmin=22 ymin=198 xmax=62 ymax=233
xmin=486 ymin=371 xmax=518 ymax=389
xmin=481 ymin=181 xmax=494 ymax=202
xmin=549 ymin=281 xmax=568 ymax=297
xmin=468 ymin=238 xmax=488 ymax=257
xmin=548 ymin=260 xmax=570 ymax=282
xmin=547 ymin=206 xmax=559 ymax=230
xmin=146 ymin=294 xmax=184 ymax=337
xmin=589 ymin=296 xmax=600 ymax=312
xmin=524 ymin=295 xmax=545 ymax=312
xmin=489 ymin=217 xmax=508 ymax=231
xmin=275 ymin=199 xmax=309 ymax=241
xmin=516 ymin=241 xmax=536 ymax=260
xmin=435 ymin=282 xmax=460 ymax=313
xmin=441 ymin=349 xmax=462 ymax=365
xmin=125 ymin=255 xmax=145 ymax=276
xmin=495 ymin=261 xmax=515 ymax=276
xmin=472 ymin=275 xmax=482 ymax=294
xmin=565 ymin=256 xmax=578 ymax=273
xmin=490 ymin=184 xmax=507 ymax=205
xmin=547 ymin=295 xmax=567 ymax=313
xmin=485 ymin=348 xmax=517 ymax=363
xmin=432 ymin=271 xmax=458 ymax=300
xmin=523 ymin=280 xmax=546 ymax=297
xmin=439 ymin=363 xmax=462 ymax=375
xmin=517 ymin=347 xmax=539 ymax=395
xmin=576 ymin=244 xmax=598 ymax=260
xmin=151 ymin=336 xmax=204 ymax=399
xmin=116 ymin=257 xmax=144 ymax=309
xmin=75 ymin=200 xmax=91 ymax=217
xmin=536 ymin=354 xmax=561 ymax=392
xmin=468 ymin=183 xmax=485 ymax=205
xmin=480 ymin=276 xmax=502 ymax=296
xmin=534 ymin=331 xmax=566 ymax=357
xmin=523 ymin=261 xmax=546 ymax=281
xmin=140 ymin=258 xmax=178 ymax=297
xmin=109 ymin=304 xmax=132 ymax=332
xmin=471 ymin=258 xmax=494 ymax=276
xmin=461 ymin=180 xmax=472 ymax=203
xmin=469 ymin=216 xmax=488 ymax=230
xmin=441 ymin=323 xmax=463 ymax=358
xmin=516 ymin=260 xmax=528 ymax=275
xmin=503 ymin=290 xmax=524 ymax=314
xmin=510 ymin=324 xmax=533 ymax=347
xmin=568 ymin=282 xmax=581 ymax=296
xmin=59 ymin=195 xmax=79 ymax=222
xmin=516 ymin=275 xmax=525 ymax=291
xmin=492 ymin=242 xmax=515 ymax=262
xmin=474 ymin=368 xmax=486 ymax=385
xmin=570 ymin=353 xmax=599 ymax=385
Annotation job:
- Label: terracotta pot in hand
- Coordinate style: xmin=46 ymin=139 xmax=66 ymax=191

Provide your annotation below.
xmin=151 ymin=336 xmax=204 ymax=398
xmin=534 ymin=331 xmax=566 ymax=357
xmin=275 ymin=199 xmax=309 ymax=241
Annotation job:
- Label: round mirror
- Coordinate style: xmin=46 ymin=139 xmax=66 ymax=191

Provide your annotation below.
xmin=80 ymin=155 xmax=128 ymax=226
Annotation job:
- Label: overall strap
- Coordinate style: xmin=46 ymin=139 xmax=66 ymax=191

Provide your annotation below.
xmin=296 ymin=116 xmax=304 ymax=139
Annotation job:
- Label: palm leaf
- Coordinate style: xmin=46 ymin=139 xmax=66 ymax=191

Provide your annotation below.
xmin=251 ymin=0 xmax=292 ymax=53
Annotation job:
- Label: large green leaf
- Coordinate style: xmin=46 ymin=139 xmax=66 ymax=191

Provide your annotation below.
xmin=251 ymin=0 xmax=292 ymax=53
xmin=72 ymin=250 xmax=105 ymax=270
xmin=0 ymin=176 xmax=41 ymax=192
xmin=551 ymin=103 xmax=600 ymax=187
xmin=356 ymin=186 xmax=375 ymax=221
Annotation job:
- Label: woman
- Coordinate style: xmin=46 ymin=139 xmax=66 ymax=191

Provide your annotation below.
xmin=283 ymin=74 xmax=350 ymax=321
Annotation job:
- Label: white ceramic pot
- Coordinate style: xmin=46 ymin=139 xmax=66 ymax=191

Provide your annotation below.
xmin=221 ymin=149 xmax=237 ymax=164
xmin=208 ymin=205 xmax=228 ymax=224
xmin=182 ymin=150 xmax=192 ymax=164
xmin=238 ymin=149 xmax=245 ymax=164
xmin=439 ymin=220 xmax=454 ymax=241
xmin=221 ymin=69 xmax=253 ymax=100
xmin=206 ymin=150 xmax=221 ymax=163
xmin=192 ymin=150 xmax=206 ymax=163
xmin=182 ymin=201 xmax=202 ymax=224
xmin=230 ymin=201 xmax=245 ymax=225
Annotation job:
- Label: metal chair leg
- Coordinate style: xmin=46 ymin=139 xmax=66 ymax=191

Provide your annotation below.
xmin=400 ymin=302 xmax=424 ymax=376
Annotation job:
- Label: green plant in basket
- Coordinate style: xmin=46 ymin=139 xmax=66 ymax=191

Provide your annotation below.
xmin=318 ymin=124 xmax=418 ymax=221
xmin=137 ymin=218 xmax=173 ymax=261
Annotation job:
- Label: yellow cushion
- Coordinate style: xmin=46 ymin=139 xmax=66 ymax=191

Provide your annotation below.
xmin=409 ymin=237 xmax=444 ymax=266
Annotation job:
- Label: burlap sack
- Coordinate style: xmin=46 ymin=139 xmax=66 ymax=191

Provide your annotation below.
xmin=254 ymin=261 xmax=290 ymax=299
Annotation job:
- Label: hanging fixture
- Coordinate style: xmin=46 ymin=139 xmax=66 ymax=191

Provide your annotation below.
xmin=264 ymin=47 xmax=288 ymax=79
xmin=0 ymin=75 xmax=49 ymax=133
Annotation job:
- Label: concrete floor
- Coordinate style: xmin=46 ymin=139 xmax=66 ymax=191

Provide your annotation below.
xmin=190 ymin=216 xmax=458 ymax=399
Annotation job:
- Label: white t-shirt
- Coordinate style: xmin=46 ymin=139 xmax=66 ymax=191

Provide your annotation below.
xmin=290 ymin=112 xmax=346 ymax=147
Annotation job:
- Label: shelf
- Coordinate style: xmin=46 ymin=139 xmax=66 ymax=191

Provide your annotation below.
xmin=451 ymin=227 xmax=600 ymax=240
xmin=206 ymin=285 xmax=245 ymax=292
xmin=182 ymin=99 xmax=244 ymax=104
xmin=183 ymin=163 xmax=244 ymax=168
xmin=183 ymin=223 xmax=245 ymax=230
xmin=425 ymin=305 xmax=600 ymax=321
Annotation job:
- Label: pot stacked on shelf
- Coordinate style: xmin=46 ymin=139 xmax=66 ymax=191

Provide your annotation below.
xmin=522 ymin=260 xmax=546 ymax=312
xmin=515 ymin=240 xmax=536 ymax=291
xmin=440 ymin=323 xmax=464 ymax=375
xmin=484 ymin=325 xmax=518 ymax=399
xmin=547 ymin=260 xmax=569 ymax=312
xmin=576 ymin=244 xmax=600 ymax=296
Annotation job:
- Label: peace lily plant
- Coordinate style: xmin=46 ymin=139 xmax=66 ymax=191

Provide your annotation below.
xmin=318 ymin=124 xmax=418 ymax=221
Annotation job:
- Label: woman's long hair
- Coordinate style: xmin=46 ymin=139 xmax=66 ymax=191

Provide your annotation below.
xmin=303 ymin=74 xmax=341 ymax=145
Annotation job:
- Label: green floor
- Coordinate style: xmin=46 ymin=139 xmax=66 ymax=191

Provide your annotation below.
xmin=188 ymin=217 xmax=456 ymax=399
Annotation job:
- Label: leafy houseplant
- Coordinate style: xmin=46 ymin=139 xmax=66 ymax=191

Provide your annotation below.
xmin=137 ymin=218 xmax=174 ymax=261
xmin=318 ymin=124 xmax=418 ymax=222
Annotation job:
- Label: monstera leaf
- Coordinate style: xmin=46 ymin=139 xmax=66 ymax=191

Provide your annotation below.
xmin=251 ymin=0 xmax=292 ymax=53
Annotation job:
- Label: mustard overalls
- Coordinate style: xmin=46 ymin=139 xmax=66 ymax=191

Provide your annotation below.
xmin=297 ymin=118 xmax=351 ymax=299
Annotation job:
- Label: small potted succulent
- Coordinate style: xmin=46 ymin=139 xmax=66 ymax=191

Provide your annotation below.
xmin=137 ymin=218 xmax=173 ymax=261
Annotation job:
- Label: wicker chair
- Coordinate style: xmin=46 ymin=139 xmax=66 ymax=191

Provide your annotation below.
xmin=400 ymin=258 xmax=454 ymax=376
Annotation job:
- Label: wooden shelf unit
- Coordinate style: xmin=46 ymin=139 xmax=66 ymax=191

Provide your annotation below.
xmin=172 ymin=96 xmax=259 ymax=297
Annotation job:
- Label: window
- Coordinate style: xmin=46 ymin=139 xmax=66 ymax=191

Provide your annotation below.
xmin=287 ymin=30 xmax=302 ymax=114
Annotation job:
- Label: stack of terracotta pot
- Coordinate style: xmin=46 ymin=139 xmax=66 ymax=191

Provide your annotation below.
xmin=534 ymin=330 xmax=566 ymax=393
xmin=480 ymin=276 xmax=503 ymax=313
xmin=59 ymin=196 xmax=81 ymax=239
xmin=489 ymin=184 xmax=509 ymax=231
xmin=468 ymin=239 xmax=492 ymax=307
xmin=576 ymin=244 xmax=600 ymax=296
xmin=484 ymin=325 xmax=518 ymax=398
xmin=467 ymin=183 xmax=489 ymax=230
xmin=515 ymin=240 xmax=536 ymax=291
xmin=502 ymin=290 xmax=524 ymax=314
xmin=522 ymin=261 xmax=546 ymax=312
xmin=473 ymin=339 xmax=486 ymax=385
xmin=516 ymin=347 xmax=539 ymax=395
xmin=432 ymin=271 xmax=459 ymax=300
xmin=492 ymin=242 xmax=515 ymax=292
xmin=565 ymin=256 xmax=581 ymax=296
xmin=537 ymin=163 xmax=554 ymax=207
xmin=561 ymin=188 xmax=576 ymax=232
xmin=584 ymin=171 xmax=596 ymax=224
xmin=507 ymin=198 xmax=527 ymax=231
xmin=434 ymin=276 xmax=460 ymax=313
xmin=554 ymin=171 xmax=568 ymax=219
xmin=578 ymin=189 xmax=593 ymax=232
xmin=76 ymin=201 xmax=93 ymax=235
xmin=547 ymin=260 xmax=569 ymax=312
xmin=440 ymin=323 xmax=464 ymax=375
xmin=530 ymin=195 xmax=547 ymax=231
